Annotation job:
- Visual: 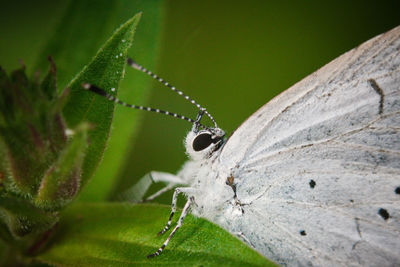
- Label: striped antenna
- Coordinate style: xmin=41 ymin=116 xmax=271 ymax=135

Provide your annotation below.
xmin=82 ymin=83 xmax=207 ymax=128
xmin=127 ymin=58 xmax=218 ymax=128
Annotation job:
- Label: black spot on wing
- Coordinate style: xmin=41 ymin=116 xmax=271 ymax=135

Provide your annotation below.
xmin=309 ymin=179 xmax=316 ymax=189
xmin=378 ymin=208 xmax=390 ymax=220
xmin=299 ymin=230 xmax=306 ymax=236
xmin=395 ymin=186 xmax=400 ymax=195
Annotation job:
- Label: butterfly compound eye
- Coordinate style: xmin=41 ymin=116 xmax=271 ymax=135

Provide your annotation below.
xmin=192 ymin=133 xmax=214 ymax=151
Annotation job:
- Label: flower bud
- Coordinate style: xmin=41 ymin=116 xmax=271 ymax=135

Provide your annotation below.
xmin=0 ymin=59 xmax=89 ymax=239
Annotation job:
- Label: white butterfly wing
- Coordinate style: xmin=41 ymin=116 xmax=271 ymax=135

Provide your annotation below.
xmin=218 ymin=26 xmax=400 ymax=266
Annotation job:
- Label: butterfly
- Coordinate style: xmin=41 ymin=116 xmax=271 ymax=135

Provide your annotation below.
xmin=85 ymin=25 xmax=400 ymax=266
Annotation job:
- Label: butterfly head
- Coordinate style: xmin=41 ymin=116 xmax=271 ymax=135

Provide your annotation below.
xmin=185 ymin=110 xmax=225 ymax=160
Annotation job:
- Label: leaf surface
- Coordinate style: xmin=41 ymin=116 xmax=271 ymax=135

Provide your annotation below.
xmin=37 ymin=203 xmax=275 ymax=267
xmin=61 ymin=13 xmax=141 ymax=189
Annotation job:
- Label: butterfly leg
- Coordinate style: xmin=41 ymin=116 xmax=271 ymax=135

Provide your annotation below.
xmin=157 ymin=187 xmax=196 ymax=236
xmin=234 ymin=232 xmax=255 ymax=248
xmin=119 ymin=171 xmax=185 ymax=203
xmin=148 ymin=196 xmax=194 ymax=258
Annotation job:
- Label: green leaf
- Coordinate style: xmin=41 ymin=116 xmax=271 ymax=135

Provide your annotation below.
xmin=35 ymin=0 xmax=165 ymax=201
xmin=36 ymin=203 xmax=274 ymax=266
xmin=61 ymin=13 xmax=141 ymax=191
xmin=79 ymin=1 xmax=165 ymax=201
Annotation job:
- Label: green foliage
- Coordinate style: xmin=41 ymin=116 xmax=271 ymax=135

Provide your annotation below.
xmin=0 ymin=60 xmax=70 ymax=197
xmin=32 ymin=0 xmax=165 ymax=201
xmin=0 ymin=9 xmax=142 ymax=262
xmin=62 ymin=13 xmax=141 ymax=191
xmin=0 ymin=60 xmax=85 ymax=240
xmin=79 ymin=1 xmax=164 ymax=201
xmin=37 ymin=202 xmax=274 ymax=266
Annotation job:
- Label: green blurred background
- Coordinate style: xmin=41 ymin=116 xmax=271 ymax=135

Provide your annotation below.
xmin=1 ymin=0 xmax=399 ymax=203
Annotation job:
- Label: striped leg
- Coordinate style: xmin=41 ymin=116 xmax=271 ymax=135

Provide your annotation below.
xmin=148 ymin=197 xmax=194 ymax=258
xmin=157 ymin=187 xmax=196 ymax=236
